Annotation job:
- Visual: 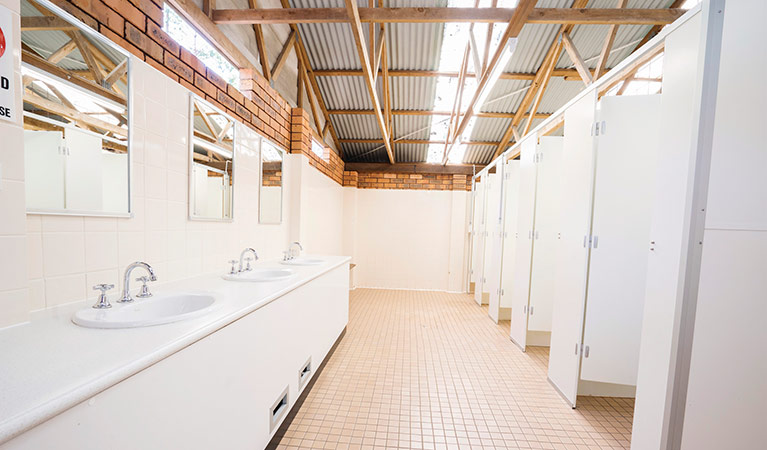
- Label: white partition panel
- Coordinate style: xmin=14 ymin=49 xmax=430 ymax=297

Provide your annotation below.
xmin=579 ymin=95 xmax=661 ymax=386
xmin=527 ymin=136 xmax=564 ymax=332
xmin=470 ymin=182 xmax=482 ymax=286
xmin=64 ymin=128 xmax=104 ymax=211
xmin=498 ymin=161 xmax=520 ymax=311
xmin=486 ymin=167 xmax=505 ymax=319
xmin=24 ymin=131 xmax=65 ymax=210
xmin=473 ymin=179 xmax=487 ymax=305
xmin=547 ymin=91 xmax=597 ymax=407
xmin=631 ymin=14 xmax=701 ymax=450
xmin=479 ymin=172 xmax=499 ymax=305
xmin=509 ymin=137 xmax=538 ymax=349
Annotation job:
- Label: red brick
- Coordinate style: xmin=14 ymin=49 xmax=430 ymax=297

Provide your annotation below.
xmin=194 ymin=72 xmax=217 ymax=98
xmin=227 ymin=84 xmax=245 ymax=105
xmin=145 ymin=57 xmax=179 ymax=83
xmin=130 ymin=0 xmax=163 ymax=26
xmin=164 ymin=52 xmax=193 ymax=83
xmin=206 ymin=68 xmax=228 ymax=92
xmin=125 ymin=22 xmax=162 ymax=62
xmin=48 ymin=0 xmax=99 ymax=29
xmin=103 ymin=0 xmax=144 ymax=31
xmin=216 ymin=90 xmax=236 ymax=111
xmin=146 ymin=20 xmax=179 ymax=56
xmin=180 ymin=48 xmax=206 ymax=75
xmin=99 ymin=25 xmax=144 ymax=60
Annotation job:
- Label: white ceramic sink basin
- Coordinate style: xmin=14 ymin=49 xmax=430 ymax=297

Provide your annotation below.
xmin=280 ymin=258 xmax=324 ymax=266
xmin=72 ymin=292 xmax=217 ymax=329
xmin=222 ymin=268 xmax=296 ymax=282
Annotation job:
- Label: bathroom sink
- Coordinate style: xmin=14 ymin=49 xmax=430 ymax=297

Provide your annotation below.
xmin=222 ymin=268 xmax=296 ymax=282
xmin=280 ymin=258 xmax=324 ymax=266
xmin=72 ymin=292 xmax=217 ymax=329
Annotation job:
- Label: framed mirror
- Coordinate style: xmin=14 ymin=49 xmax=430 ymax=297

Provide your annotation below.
xmin=20 ymin=0 xmax=131 ymax=216
xmin=259 ymin=138 xmax=283 ymax=224
xmin=188 ymin=94 xmax=235 ymax=221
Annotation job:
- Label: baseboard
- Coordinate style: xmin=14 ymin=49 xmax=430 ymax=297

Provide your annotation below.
xmin=265 ymin=327 xmax=347 ymax=450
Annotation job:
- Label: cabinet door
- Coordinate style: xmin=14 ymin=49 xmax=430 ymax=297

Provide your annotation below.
xmin=527 ymin=136 xmax=564 ymax=332
xmin=547 ymin=91 xmax=597 ymax=407
xmin=24 ymin=130 xmax=65 ymax=210
xmin=486 ymin=169 xmax=505 ymax=320
xmin=580 ymin=95 xmax=661 ymax=386
xmin=499 ymin=161 xmax=521 ymax=310
xmin=509 ymin=137 xmax=538 ymax=349
xmin=64 ymin=128 xmax=103 ymax=211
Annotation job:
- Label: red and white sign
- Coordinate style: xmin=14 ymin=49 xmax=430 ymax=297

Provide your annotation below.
xmin=0 ymin=5 xmax=15 ymax=123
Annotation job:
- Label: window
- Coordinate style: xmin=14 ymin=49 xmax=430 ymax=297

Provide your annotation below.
xmin=311 ymin=139 xmax=328 ymax=161
xmin=163 ymin=5 xmax=239 ymax=86
xmin=605 ymin=53 xmax=664 ymax=97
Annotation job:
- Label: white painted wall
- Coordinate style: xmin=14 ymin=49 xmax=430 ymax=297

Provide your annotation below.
xmin=344 ymin=188 xmax=469 ymax=292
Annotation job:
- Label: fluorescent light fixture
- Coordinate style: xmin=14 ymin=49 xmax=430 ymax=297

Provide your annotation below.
xmin=194 ymin=138 xmax=233 ymax=159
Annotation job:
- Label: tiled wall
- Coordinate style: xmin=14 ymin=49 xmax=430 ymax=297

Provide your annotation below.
xmin=23 ymin=58 xmax=292 ymax=312
xmin=0 ymin=0 xmax=28 ymax=328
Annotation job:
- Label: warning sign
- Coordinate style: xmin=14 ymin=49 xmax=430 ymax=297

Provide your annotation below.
xmin=0 ymin=6 xmax=16 ymax=123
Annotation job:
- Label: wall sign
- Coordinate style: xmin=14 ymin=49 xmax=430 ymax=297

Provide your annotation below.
xmin=0 ymin=6 xmax=15 ymax=123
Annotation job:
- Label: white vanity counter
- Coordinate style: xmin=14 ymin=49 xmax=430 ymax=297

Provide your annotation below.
xmin=0 ymin=255 xmax=351 ymax=446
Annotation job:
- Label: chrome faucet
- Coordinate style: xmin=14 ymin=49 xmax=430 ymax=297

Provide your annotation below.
xmin=238 ymin=248 xmax=258 ymax=272
xmin=285 ymin=241 xmax=303 ymax=260
xmin=119 ymin=262 xmax=157 ymax=303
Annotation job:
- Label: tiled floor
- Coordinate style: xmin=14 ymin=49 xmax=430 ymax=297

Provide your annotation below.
xmin=273 ymin=289 xmax=634 ymax=449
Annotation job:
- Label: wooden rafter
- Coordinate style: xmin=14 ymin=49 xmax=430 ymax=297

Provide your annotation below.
xmin=104 ymin=59 xmax=128 ymax=88
xmin=296 ymin=54 xmax=304 ymax=109
xmin=279 ymin=0 xmax=342 ymax=156
xmin=345 ymin=162 xmax=482 ymax=175
xmin=300 ymin=64 xmax=323 ymax=136
xmin=312 ymin=67 xmax=607 ymax=81
xmin=561 ymin=32 xmax=592 ymax=86
xmin=69 ymin=31 xmax=104 ymax=85
xmin=381 ymin=31 xmax=392 ymax=138
xmin=248 ymin=0 xmax=272 ymax=84
xmin=327 ymin=109 xmax=550 ymax=119
xmin=20 ymin=16 xmax=77 ymax=31
xmin=594 ymin=0 xmax=628 ymax=80
xmin=442 ymin=0 xmax=536 ymax=165
xmin=212 ymin=7 xmax=685 ymax=25
xmin=47 ymin=39 xmax=77 ymax=64
xmin=341 ymin=138 xmax=502 ymax=146
xmin=345 ymin=0 xmax=394 ymax=163
xmin=492 ymin=0 xmax=588 ymax=159
xmin=24 ymin=90 xmax=126 ymax=137
xmin=270 ymin=29 xmax=295 ymax=80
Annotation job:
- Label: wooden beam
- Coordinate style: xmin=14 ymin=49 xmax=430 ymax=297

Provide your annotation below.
xmin=104 ymin=59 xmax=128 ymax=88
xmin=20 ymin=16 xmax=77 ymax=31
xmin=46 ymin=39 xmax=77 ymax=65
xmin=327 ymin=109 xmax=550 ymax=120
xmin=301 ymin=65 xmax=323 ymax=135
xmin=296 ymin=52 xmax=304 ymax=109
xmin=270 ymin=29 xmax=296 ymax=80
xmin=213 ymin=7 xmax=685 ymax=25
xmin=312 ymin=68 xmax=605 ymax=80
xmin=561 ymin=32 xmax=592 ymax=86
xmin=345 ymin=162 xmax=483 ymax=175
xmin=248 ymin=0 xmax=272 ymax=84
xmin=24 ymin=91 xmax=126 ymax=137
xmin=372 ymin=32 xmax=385 ymax=83
xmin=594 ymin=0 xmax=627 ymax=80
xmin=345 ymin=0 xmax=394 ymax=164
xmin=443 ymin=0 xmax=536 ymax=164
xmin=280 ymin=0 xmax=343 ymax=157
xmin=381 ymin=34 xmax=392 ymax=137
xmin=341 ymin=139 xmax=500 ymax=146
xmin=22 ymin=51 xmax=125 ymax=105
xmin=70 ymin=32 xmax=104 ymax=85
xmin=202 ymin=0 xmax=215 ymax=18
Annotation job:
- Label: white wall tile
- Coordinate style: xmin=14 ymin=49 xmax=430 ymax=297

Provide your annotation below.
xmin=144 ymin=164 xmax=168 ymax=200
xmin=118 ymin=231 xmax=146 ymax=268
xmin=144 ymin=198 xmax=168 ymax=231
xmin=145 ymin=100 xmax=168 ymax=136
xmin=42 ymin=233 xmax=85 ymax=277
xmin=0 ymin=180 xmax=26 ymax=235
xmin=144 ymin=131 xmax=167 ymax=169
xmin=166 ymin=170 xmax=187 ymax=203
xmin=85 ymin=269 xmax=119 ymax=301
xmin=0 ymin=123 xmax=24 ymax=181
xmin=84 ymin=232 xmax=119 ymax=272
xmin=44 ymin=274 xmax=86 ymax=308
xmin=41 ymin=215 xmax=84 ymax=233
xmin=0 ymin=289 xmax=29 ymax=329
xmin=26 ymin=233 xmax=42 ymax=280
xmin=28 ymin=279 xmax=45 ymax=312
xmin=0 ymin=236 xmax=27 ymax=291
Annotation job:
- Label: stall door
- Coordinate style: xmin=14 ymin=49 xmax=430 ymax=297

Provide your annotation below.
xmin=547 ymin=91 xmax=598 ymax=407
xmin=472 ymin=179 xmax=487 ymax=305
xmin=497 ymin=161 xmax=521 ymax=317
xmin=469 ymin=184 xmax=482 ymax=289
xmin=486 ymin=166 xmax=506 ymax=320
xmin=579 ymin=95 xmax=661 ymax=386
xmin=509 ymin=137 xmax=538 ymax=349
xmin=480 ymin=172 xmax=500 ymax=305
xmin=527 ymin=136 xmax=564 ymax=332
xmin=64 ymin=128 xmax=104 ymax=211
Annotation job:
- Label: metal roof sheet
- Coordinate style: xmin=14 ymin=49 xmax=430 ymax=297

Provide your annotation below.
xmin=394 ymin=143 xmax=429 ymax=163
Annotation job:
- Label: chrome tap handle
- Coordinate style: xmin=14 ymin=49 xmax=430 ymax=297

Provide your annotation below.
xmin=228 ymin=260 xmax=238 ymax=274
xmin=243 ymin=257 xmax=253 ymax=271
xmin=92 ymin=284 xmax=114 ymax=309
xmin=135 ymin=276 xmax=153 ymax=298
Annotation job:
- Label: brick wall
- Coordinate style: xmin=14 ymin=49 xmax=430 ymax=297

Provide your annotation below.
xmin=261 ymin=169 xmax=282 ymax=187
xmin=343 ymin=172 xmax=471 ymax=191
xmin=290 ymin=108 xmax=344 ymax=185
xmin=49 ymin=0 xmax=292 ymax=151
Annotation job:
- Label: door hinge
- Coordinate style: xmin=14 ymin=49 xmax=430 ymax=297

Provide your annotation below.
xmin=534 ymin=230 xmax=539 ymax=240
xmin=523 ymin=305 xmax=527 ymax=314
xmin=584 ymin=345 xmax=590 ymax=358
xmin=583 ymin=235 xmax=599 ymax=248
xmin=529 ymin=306 xmax=534 ymax=315
xmin=591 ymin=120 xmax=606 ymax=136
xmin=500 ymin=288 xmax=504 ymax=296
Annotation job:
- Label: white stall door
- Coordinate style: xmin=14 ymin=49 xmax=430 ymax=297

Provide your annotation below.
xmin=509 ymin=137 xmax=538 ymax=350
xmin=579 ymin=95 xmax=661 ymax=386
xmin=547 ymin=91 xmax=597 ymax=407
xmin=527 ymin=136 xmax=564 ymax=332
xmin=24 ymin=130 xmax=65 ymax=210
xmin=498 ymin=161 xmax=521 ymax=312
xmin=64 ymin=128 xmax=104 ymax=211
xmin=473 ymin=180 xmax=487 ymax=305
xmin=486 ymin=167 xmax=505 ymax=321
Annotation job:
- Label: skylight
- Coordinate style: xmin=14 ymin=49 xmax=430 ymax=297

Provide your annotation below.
xmin=163 ymin=5 xmax=239 ymax=86
xmin=605 ymin=53 xmax=664 ymax=97
xmin=425 ymin=0 xmax=514 ymax=164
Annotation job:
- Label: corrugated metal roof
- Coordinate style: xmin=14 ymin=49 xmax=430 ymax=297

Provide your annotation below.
xmin=394 ymin=143 xmax=428 ymax=163
xmin=343 ymin=142 xmax=389 ymax=163
xmin=287 ymin=0 xmax=676 ymax=164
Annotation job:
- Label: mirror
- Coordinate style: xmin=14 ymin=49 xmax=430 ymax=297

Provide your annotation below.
xmin=21 ymin=0 xmax=131 ymax=216
xmin=259 ymin=138 xmax=283 ymax=224
xmin=189 ymin=95 xmax=235 ymax=221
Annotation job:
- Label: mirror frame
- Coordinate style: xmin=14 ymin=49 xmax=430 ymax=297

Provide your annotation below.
xmin=22 ymin=0 xmax=133 ymax=218
xmin=187 ymin=93 xmax=236 ymax=222
xmin=258 ymin=137 xmax=284 ymax=225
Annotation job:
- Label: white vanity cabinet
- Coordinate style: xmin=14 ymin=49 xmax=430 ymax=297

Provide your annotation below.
xmin=2 ymin=263 xmax=349 ymax=450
